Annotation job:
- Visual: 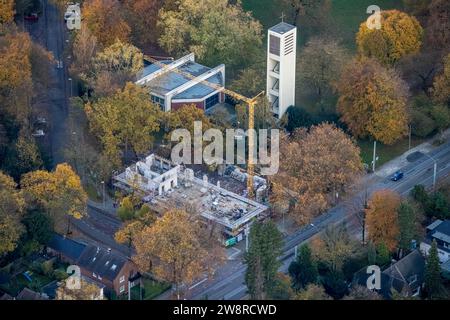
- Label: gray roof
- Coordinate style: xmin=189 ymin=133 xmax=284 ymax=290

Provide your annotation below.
xmin=433 ymin=220 xmax=450 ymax=237
xmin=48 ymin=234 xmax=86 ymax=262
xmin=426 ymin=219 xmax=443 ymax=231
xmin=269 ymin=22 xmax=296 ymax=34
xmin=144 ymin=61 xmax=213 ymax=96
xmin=139 ymin=60 xmax=172 ymax=79
xmin=47 ymin=234 xmax=129 ymax=282
xmin=77 ymin=246 xmax=127 ymax=282
xmin=172 ymin=72 xmax=223 ymax=100
xmin=353 ymin=250 xmax=425 ymax=299
xmin=442 ymin=259 xmax=450 ymax=273
xmin=427 ymin=220 xmax=450 ymax=249
xmin=383 ymin=250 xmax=425 ymax=292
xmin=16 ymin=288 xmax=48 ymax=300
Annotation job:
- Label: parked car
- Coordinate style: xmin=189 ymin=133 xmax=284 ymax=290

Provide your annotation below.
xmin=391 ymin=171 xmax=404 ymax=181
xmin=32 ymin=129 xmax=45 ymax=137
xmin=24 ymin=13 xmax=39 ymax=21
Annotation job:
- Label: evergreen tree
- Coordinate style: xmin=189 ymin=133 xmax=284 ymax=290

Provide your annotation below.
xmin=398 ymin=202 xmax=417 ymax=252
xmin=288 ymin=244 xmax=318 ymax=291
xmin=245 ymin=221 xmax=283 ymax=300
xmin=424 ymin=240 xmax=442 ymax=299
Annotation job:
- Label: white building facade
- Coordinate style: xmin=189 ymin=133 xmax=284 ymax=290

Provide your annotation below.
xmin=266 ymin=22 xmax=297 ymax=119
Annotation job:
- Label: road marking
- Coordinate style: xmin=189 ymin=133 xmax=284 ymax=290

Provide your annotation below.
xmin=189 ymin=277 xmax=208 ymax=290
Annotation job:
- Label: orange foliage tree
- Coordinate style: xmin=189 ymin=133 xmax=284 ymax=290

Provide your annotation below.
xmin=132 ymin=209 xmax=224 ymax=298
xmin=21 ymin=163 xmax=87 ymax=233
xmin=83 ymin=0 xmax=131 ymax=47
xmin=337 ymin=57 xmax=409 ymax=145
xmin=271 ymin=123 xmax=363 ymax=225
xmin=356 ymin=10 xmax=423 ymax=65
xmin=365 ymin=189 xmax=401 ymax=251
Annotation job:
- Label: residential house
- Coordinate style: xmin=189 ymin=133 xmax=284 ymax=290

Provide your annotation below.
xmin=420 ymin=219 xmax=450 ymax=274
xmin=15 ymin=288 xmax=49 ymax=300
xmin=47 ymin=234 xmax=138 ymax=297
xmin=353 ymin=249 xmax=426 ymax=299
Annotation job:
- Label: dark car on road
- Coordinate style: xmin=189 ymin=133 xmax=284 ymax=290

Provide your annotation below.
xmin=391 ymin=171 xmax=404 ymax=181
xmin=24 ymin=13 xmax=39 ymax=21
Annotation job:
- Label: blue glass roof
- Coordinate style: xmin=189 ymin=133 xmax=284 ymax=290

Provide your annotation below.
xmin=139 ymin=59 xmax=224 ymax=100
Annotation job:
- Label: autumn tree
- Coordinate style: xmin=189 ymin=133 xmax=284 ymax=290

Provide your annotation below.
xmin=164 ymin=104 xmax=213 ymax=142
xmin=432 ymin=54 xmax=450 ymax=106
xmin=312 ymin=225 xmax=356 ymax=272
xmin=4 ymin=131 xmax=43 ymax=180
xmin=426 ymin=0 xmax=450 ymax=52
xmin=271 ymin=123 xmax=363 ymax=224
xmin=337 ymin=57 xmax=409 ymax=145
xmin=30 ymin=42 xmax=54 ymax=91
xmin=132 ymin=209 xmax=212 ymax=298
xmin=83 ymin=0 xmax=131 ymax=47
xmin=235 ymin=97 xmax=276 ymax=130
xmin=356 ymin=10 xmax=423 ymax=66
xmin=0 ymin=171 xmax=25 ymax=256
xmin=70 ymin=27 xmax=98 ymax=81
xmin=56 ymin=278 xmax=105 ymax=300
xmin=158 ymin=0 xmax=262 ymax=73
xmin=230 ymin=66 xmax=265 ymax=98
xmin=297 ymin=37 xmax=349 ymax=100
xmin=123 ymin=0 xmax=161 ymax=49
xmin=295 ymin=284 xmax=332 ymax=300
xmin=85 ymin=83 xmax=161 ymax=168
xmin=245 ymin=221 xmax=283 ymax=300
xmin=88 ymin=39 xmax=143 ymax=97
xmin=365 ymin=190 xmax=401 ymax=251
xmin=0 ymin=32 xmax=33 ymax=123
xmin=403 ymin=0 xmax=431 ymax=16
xmin=288 ymin=244 xmax=318 ymax=291
xmin=21 ymin=163 xmax=87 ymax=234
xmin=0 ymin=0 xmax=15 ymax=25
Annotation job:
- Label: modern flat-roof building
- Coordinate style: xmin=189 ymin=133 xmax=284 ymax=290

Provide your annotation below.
xmin=136 ymin=53 xmax=225 ymax=112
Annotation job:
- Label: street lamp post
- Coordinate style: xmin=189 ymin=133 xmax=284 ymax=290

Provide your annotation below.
xmin=408 ymin=124 xmax=412 ymax=151
xmin=245 ymin=224 xmax=250 ymax=252
xmin=68 ymin=78 xmax=73 ymax=97
xmin=423 ymin=154 xmax=437 ymax=190
xmin=101 ymin=181 xmax=105 ymax=208
xmin=372 ymin=141 xmax=377 ymax=172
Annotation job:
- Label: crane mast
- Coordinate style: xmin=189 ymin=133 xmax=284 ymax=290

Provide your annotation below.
xmin=143 ymin=55 xmax=264 ymax=198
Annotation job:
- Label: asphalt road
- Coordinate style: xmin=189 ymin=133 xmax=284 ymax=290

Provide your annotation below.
xmin=189 ymin=141 xmax=450 ymax=300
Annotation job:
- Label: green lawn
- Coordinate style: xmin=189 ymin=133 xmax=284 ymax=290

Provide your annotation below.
xmin=358 ymin=136 xmax=426 ymax=168
xmin=243 ymin=0 xmax=404 ymax=49
xmin=129 ymin=278 xmax=171 ymax=300
xmin=332 ymin=0 xmax=404 ymax=49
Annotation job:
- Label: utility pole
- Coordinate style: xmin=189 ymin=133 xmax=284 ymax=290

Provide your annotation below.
xmin=101 ymin=181 xmax=105 ymax=208
xmin=245 ymin=224 xmax=250 ymax=252
xmin=372 ymin=141 xmax=377 ymax=172
xmin=424 ymin=154 xmax=438 ymax=190
xmin=408 ymin=124 xmax=412 ymax=151
xmin=433 ymin=161 xmax=437 ymax=191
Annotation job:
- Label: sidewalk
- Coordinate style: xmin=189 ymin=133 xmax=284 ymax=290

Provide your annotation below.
xmin=87 ymin=196 xmax=117 ymax=215
xmin=374 ymin=128 xmax=450 ymax=178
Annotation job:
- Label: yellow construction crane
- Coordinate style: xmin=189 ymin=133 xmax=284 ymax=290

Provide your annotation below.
xmin=143 ymin=55 xmax=264 ymax=198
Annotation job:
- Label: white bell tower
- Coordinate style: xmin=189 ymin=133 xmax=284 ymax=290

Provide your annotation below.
xmin=266 ymin=21 xmax=297 ymax=119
